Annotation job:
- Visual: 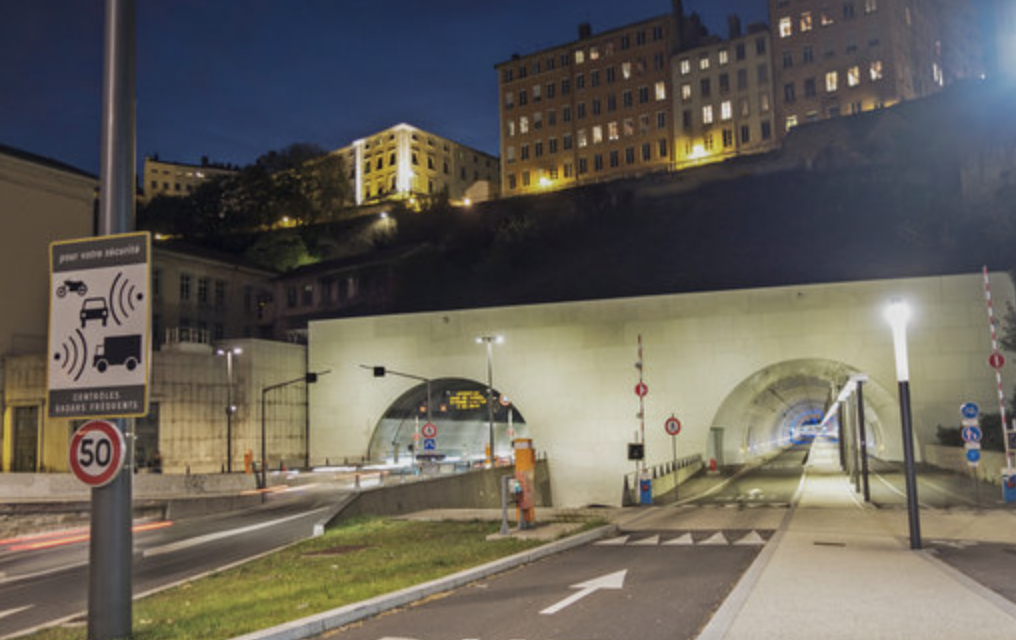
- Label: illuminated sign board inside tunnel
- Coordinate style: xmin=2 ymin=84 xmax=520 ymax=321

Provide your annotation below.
xmin=448 ymin=390 xmax=487 ymax=410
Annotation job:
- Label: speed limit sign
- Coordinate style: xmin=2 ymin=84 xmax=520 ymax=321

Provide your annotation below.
xmin=69 ymin=420 xmax=126 ymax=487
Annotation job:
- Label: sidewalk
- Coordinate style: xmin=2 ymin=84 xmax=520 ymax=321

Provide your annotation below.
xmin=699 ymin=439 xmax=1016 ymax=640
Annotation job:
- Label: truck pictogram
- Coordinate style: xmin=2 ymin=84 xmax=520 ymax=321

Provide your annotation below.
xmin=93 ymin=335 xmax=142 ymax=373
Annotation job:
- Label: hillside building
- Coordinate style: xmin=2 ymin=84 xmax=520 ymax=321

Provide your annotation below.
xmin=143 ymin=155 xmax=236 ymax=201
xmin=673 ymin=18 xmax=778 ymax=169
xmin=334 ymin=123 xmax=500 ymax=208
xmin=769 ymin=0 xmax=983 ymax=135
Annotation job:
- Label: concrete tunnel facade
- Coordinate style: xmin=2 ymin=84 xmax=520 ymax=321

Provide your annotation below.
xmin=307 ymin=272 xmax=1013 ymax=507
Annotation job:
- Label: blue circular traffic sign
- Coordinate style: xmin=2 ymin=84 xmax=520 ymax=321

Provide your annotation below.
xmin=960 ymin=402 xmax=980 ymax=420
xmin=962 ymin=425 xmax=983 ymax=443
xmin=966 ymin=448 xmax=981 ymax=464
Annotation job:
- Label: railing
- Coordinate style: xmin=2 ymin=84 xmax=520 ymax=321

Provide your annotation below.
xmin=623 ymin=453 xmax=703 ymax=506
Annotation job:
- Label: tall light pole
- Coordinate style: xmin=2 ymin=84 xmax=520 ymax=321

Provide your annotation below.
xmin=886 ymin=299 xmax=922 ymax=550
xmin=477 ymin=335 xmax=503 ymax=466
xmin=260 ymin=370 xmax=328 ymax=489
xmin=362 ymin=365 xmax=432 ymax=470
xmin=216 ymin=346 xmax=242 ymax=473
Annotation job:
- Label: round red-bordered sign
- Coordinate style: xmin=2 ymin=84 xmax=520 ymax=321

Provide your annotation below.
xmin=989 ymin=351 xmax=1006 ymax=370
xmin=421 ymin=422 xmax=438 ymax=439
xmin=665 ymin=416 xmax=682 ymax=436
xmin=68 ymin=420 xmax=126 ymax=487
xmin=635 ymin=382 xmax=648 ymax=397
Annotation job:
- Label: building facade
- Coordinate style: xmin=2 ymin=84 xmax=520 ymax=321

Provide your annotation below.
xmin=673 ymin=20 xmax=778 ymax=169
xmin=151 ymin=243 xmax=277 ymax=348
xmin=334 ymin=123 xmax=500 ymax=207
xmin=0 ymin=145 xmax=97 ymax=473
xmin=769 ymin=0 xmax=982 ymax=135
xmin=496 ymin=15 xmax=679 ymax=197
xmin=143 ymin=155 xmax=236 ymax=201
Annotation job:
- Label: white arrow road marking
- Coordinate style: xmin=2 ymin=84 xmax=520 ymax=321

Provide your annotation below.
xmin=540 ymin=569 xmax=627 ymax=615
xmin=595 ymin=535 xmax=630 ymax=546
xmin=664 ymin=532 xmax=695 ymax=545
xmin=0 ymin=605 xmax=32 ymax=620
xmin=142 ymin=508 xmax=330 ymax=557
xmin=734 ymin=531 xmax=766 ymax=546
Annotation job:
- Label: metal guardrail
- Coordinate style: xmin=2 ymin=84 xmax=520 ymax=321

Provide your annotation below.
xmin=623 ymin=453 xmax=703 ymax=505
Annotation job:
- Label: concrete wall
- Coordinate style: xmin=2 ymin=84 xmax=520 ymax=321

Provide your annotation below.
xmin=924 ymin=443 xmax=1011 ymax=485
xmin=331 ymin=460 xmax=551 ymax=525
xmin=2 ymin=339 xmax=307 ymax=475
xmin=309 ymin=273 xmax=1015 ymax=508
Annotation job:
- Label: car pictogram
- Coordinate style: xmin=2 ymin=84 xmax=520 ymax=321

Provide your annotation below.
xmin=80 ymin=297 xmax=109 ymax=328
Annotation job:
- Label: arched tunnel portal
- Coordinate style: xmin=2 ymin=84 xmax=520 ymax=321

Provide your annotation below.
xmin=707 ymin=359 xmax=897 ymax=467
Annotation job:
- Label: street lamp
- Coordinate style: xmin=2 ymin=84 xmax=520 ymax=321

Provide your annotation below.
xmin=260 ymin=370 xmax=329 ymax=489
xmin=362 ymin=365 xmax=432 ymax=469
xmin=476 ymin=335 xmax=503 ymax=466
xmin=216 ymin=346 xmax=242 ymax=473
xmin=885 ymin=298 xmax=922 ymax=550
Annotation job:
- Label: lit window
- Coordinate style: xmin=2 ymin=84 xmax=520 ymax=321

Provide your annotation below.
xmin=719 ymin=49 xmax=729 ymax=65
xmin=520 ymin=116 xmax=529 ymax=133
xmin=865 ymin=0 xmax=877 ymax=13
xmin=623 ymin=118 xmax=634 ymax=136
xmin=933 ymin=62 xmax=943 ymax=87
xmin=624 ymin=62 xmax=634 ymax=78
xmin=760 ymin=92 xmax=771 ymax=113
xmin=870 ymin=60 xmax=883 ymax=81
xmin=822 ymin=11 xmax=835 ymax=26
xmin=678 ymin=59 xmax=689 ymax=76
xmin=786 ymin=115 xmax=798 ymax=130
xmin=655 ymin=81 xmax=666 ymax=101
xmin=721 ymin=100 xmax=732 ymax=121
xmin=578 ymin=129 xmax=588 ymax=148
xmin=592 ymin=125 xmax=603 ymax=144
xmin=575 ymin=50 xmax=585 ymax=65
xmin=699 ymin=55 xmax=710 ymax=71
xmin=590 ymin=46 xmax=599 ymax=61
xmin=847 ymin=65 xmax=860 ymax=87
xmin=608 ymin=121 xmax=619 ymax=141
xmin=681 ymin=83 xmax=692 ymax=100
xmin=779 ymin=17 xmax=792 ymax=38
xmin=703 ymin=105 xmax=714 ymax=124
xmin=825 ymin=70 xmax=838 ymax=92
xmin=800 ymin=12 xmax=813 ymax=32
xmin=507 ymin=121 xmax=515 ymax=137
xmin=505 ymin=91 xmax=514 ymax=108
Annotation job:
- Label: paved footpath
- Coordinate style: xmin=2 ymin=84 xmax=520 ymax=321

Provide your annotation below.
xmin=698 ymin=439 xmax=1016 ymax=640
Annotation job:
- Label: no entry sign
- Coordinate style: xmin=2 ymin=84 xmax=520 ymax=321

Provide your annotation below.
xmin=68 ymin=420 xmax=126 ymax=487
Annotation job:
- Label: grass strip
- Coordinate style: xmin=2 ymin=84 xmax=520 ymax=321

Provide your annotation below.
xmin=22 ymin=517 xmax=546 ymax=640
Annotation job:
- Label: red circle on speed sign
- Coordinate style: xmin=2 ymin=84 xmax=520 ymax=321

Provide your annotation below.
xmin=421 ymin=422 xmax=438 ymax=439
xmin=665 ymin=417 xmax=682 ymax=436
xmin=989 ymin=351 xmax=1006 ymax=370
xmin=68 ymin=420 xmax=126 ymax=487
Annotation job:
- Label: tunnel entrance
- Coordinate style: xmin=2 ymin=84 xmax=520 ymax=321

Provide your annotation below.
xmin=709 ymin=359 xmax=893 ymax=466
xmin=367 ymin=377 xmax=527 ymax=467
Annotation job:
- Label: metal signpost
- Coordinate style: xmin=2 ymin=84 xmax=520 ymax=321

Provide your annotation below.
xmin=665 ymin=415 xmax=681 ymax=499
xmin=982 ymin=268 xmax=1016 ymax=490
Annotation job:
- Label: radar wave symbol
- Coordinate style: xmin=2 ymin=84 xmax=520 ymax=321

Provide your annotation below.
xmin=109 ymin=272 xmax=143 ymax=327
xmin=54 ymin=328 xmax=89 ymax=382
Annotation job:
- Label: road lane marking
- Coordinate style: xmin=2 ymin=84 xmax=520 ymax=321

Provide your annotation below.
xmin=142 ymin=507 xmax=330 ymax=558
xmin=0 ymin=605 xmax=32 ymax=620
xmin=664 ymin=532 xmax=695 ymax=545
xmin=594 ymin=535 xmax=629 ymax=546
xmin=540 ymin=569 xmax=627 ymax=615
xmin=631 ymin=535 xmax=660 ymax=546
xmin=698 ymin=532 xmax=729 ymax=545
xmin=733 ymin=531 xmax=766 ymax=545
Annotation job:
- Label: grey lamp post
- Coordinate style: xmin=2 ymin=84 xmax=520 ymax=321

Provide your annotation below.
xmin=476 ymin=335 xmax=503 ymax=466
xmin=216 ymin=346 xmax=242 ymax=473
xmin=886 ymin=299 xmax=922 ymax=550
xmin=260 ymin=370 xmax=328 ymax=489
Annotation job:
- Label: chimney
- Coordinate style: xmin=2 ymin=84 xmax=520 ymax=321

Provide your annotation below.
xmin=728 ymin=15 xmax=742 ymax=40
xmin=578 ymin=22 xmax=592 ymax=39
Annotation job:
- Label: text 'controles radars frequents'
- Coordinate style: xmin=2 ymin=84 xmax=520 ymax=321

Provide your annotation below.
xmin=48 ymin=233 xmax=151 ymax=419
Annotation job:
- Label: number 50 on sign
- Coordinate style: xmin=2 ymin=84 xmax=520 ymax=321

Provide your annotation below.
xmin=69 ymin=420 xmax=126 ymax=487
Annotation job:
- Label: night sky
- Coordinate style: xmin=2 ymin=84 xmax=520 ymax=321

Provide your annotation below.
xmin=1 ymin=0 xmax=767 ymax=176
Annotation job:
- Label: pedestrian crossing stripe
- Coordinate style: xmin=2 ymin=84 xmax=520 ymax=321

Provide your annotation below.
xmin=596 ymin=530 xmax=770 ymax=547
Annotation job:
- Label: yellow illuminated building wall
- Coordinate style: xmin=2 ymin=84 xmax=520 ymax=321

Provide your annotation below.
xmin=673 ymin=25 xmax=778 ymax=169
xmin=496 ymin=15 xmax=678 ymax=196
xmin=335 ymin=123 xmax=500 ymax=207
xmin=143 ymin=156 xmax=236 ymax=202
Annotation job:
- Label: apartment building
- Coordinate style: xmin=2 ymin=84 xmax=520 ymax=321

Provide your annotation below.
xmin=143 ymin=155 xmax=237 ymax=201
xmin=673 ymin=18 xmax=778 ymax=169
xmin=335 ymin=123 xmax=500 ymax=207
xmin=769 ymin=0 xmax=982 ymax=134
xmin=496 ymin=12 xmax=683 ymax=196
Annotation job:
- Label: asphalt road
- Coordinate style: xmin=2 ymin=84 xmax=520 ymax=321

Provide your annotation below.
xmin=0 ymin=482 xmax=349 ymax=638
